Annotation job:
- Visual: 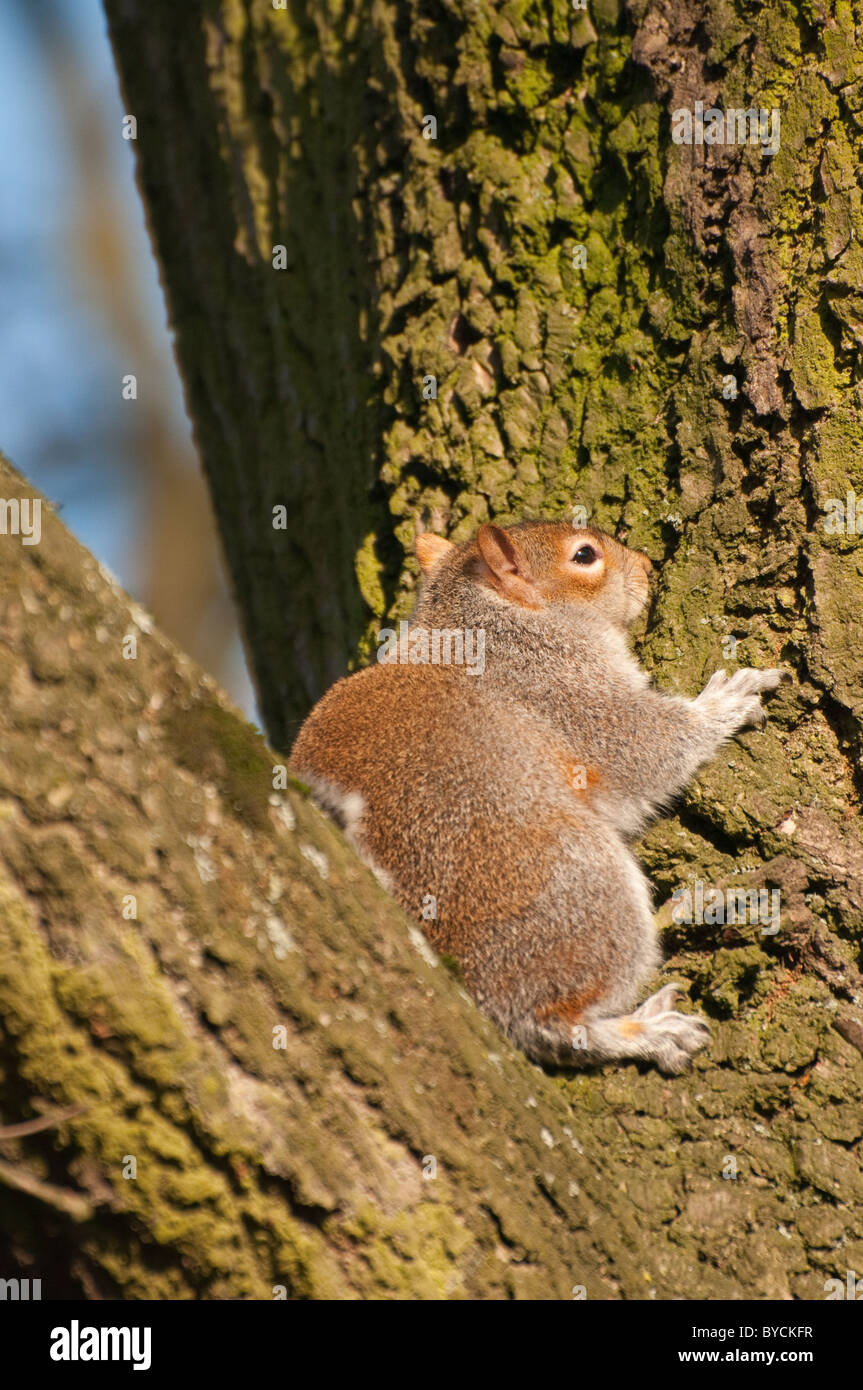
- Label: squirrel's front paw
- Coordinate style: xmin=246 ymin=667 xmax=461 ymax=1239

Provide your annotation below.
xmin=695 ymin=666 xmax=788 ymax=735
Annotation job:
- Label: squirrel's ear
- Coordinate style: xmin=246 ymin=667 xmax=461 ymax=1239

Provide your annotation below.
xmin=476 ymin=524 xmax=531 ymax=580
xmin=416 ymin=533 xmax=454 ymax=574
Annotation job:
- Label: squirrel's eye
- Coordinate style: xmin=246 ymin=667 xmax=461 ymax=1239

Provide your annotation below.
xmin=572 ymin=545 xmax=597 ymax=565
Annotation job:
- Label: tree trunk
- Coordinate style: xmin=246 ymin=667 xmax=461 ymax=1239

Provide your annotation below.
xmin=2 ymin=0 xmax=862 ymax=1297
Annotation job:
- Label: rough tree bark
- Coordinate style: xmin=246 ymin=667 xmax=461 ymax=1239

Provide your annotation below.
xmin=1 ymin=0 xmax=862 ymax=1298
xmin=0 ymin=453 xmax=607 ymax=1299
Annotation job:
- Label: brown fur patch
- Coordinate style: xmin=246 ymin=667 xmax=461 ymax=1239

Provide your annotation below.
xmin=617 ymin=1019 xmax=643 ymax=1038
xmin=553 ymin=752 xmax=601 ymax=795
xmin=416 ymin=533 xmax=453 ymax=573
xmin=536 ymin=984 xmax=603 ymax=1027
xmin=292 ymin=662 xmax=579 ymax=955
xmin=435 ymin=816 xmax=561 ymax=940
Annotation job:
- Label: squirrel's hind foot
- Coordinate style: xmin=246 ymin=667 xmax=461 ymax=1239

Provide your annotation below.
xmin=519 ymin=983 xmax=710 ymax=1074
xmin=631 ymin=1009 xmax=711 ymax=1074
xmin=569 ymin=1005 xmax=710 ymax=1075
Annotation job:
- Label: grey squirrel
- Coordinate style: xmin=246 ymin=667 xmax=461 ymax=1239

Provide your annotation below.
xmin=291 ymin=520 xmax=787 ymax=1073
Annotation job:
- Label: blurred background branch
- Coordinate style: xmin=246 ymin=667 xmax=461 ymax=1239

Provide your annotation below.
xmin=0 ymin=0 xmax=254 ymax=715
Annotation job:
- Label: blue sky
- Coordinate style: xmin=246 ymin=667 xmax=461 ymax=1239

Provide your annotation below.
xmin=1 ymin=1 xmax=168 ymax=580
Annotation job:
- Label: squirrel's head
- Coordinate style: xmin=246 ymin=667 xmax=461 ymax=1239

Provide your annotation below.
xmin=415 ymin=520 xmax=651 ymax=629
